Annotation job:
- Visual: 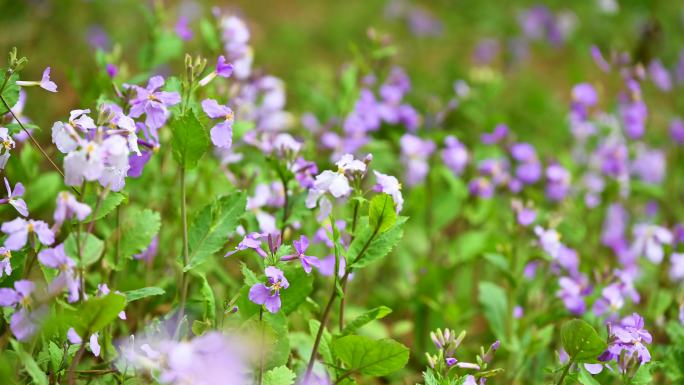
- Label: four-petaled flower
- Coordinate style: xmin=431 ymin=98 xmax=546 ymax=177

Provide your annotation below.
xmin=129 ymin=76 xmax=181 ymax=129
xmin=202 ymin=99 xmax=235 ymax=148
xmin=249 ymin=266 xmax=289 ymax=313
xmin=1 ymin=217 xmax=54 ymax=251
xmin=282 ymin=235 xmax=320 ymax=273
xmin=1 ymin=177 xmax=28 ymax=217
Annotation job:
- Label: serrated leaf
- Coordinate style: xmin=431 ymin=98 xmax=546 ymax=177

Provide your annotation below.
xmin=332 ymin=335 xmax=409 ymax=377
xmin=72 ymin=293 xmax=126 ymax=335
xmin=124 ymin=287 xmax=165 ymax=302
xmin=9 ymin=339 xmax=47 ymax=385
xmin=64 ymin=233 xmax=104 ymax=267
xmin=0 ymin=71 xmax=20 ymax=115
xmin=348 ymin=216 xmax=406 ymax=269
xmin=184 ymin=192 xmax=246 ymax=271
xmin=263 ymin=365 xmax=296 ymax=385
xmin=560 ymin=319 xmax=607 ymax=363
xmin=478 ymin=282 xmax=508 ymax=341
xmin=341 ymin=306 xmax=392 ymax=336
xmin=170 ymin=109 xmax=209 ymax=169
xmin=118 ymin=208 xmax=161 ymax=259
xmin=85 ymin=192 xmax=127 ymax=222
xmin=369 ymin=194 xmax=397 ymax=234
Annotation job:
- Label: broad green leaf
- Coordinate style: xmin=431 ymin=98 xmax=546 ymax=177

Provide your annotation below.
xmin=124 ymin=287 xmax=165 ymax=302
xmin=184 ymin=192 xmax=246 ymax=271
xmin=263 ymin=365 xmax=296 ymax=385
xmin=578 ymin=367 xmax=601 ymax=385
xmin=0 ymin=72 xmax=20 ymax=115
xmin=24 ymin=173 xmax=61 ymax=211
xmin=368 ymin=194 xmax=397 ymax=234
xmin=332 ymin=335 xmax=409 ymax=377
xmin=9 ymin=339 xmax=47 ymax=385
xmin=118 ymin=208 xmax=161 ymax=259
xmin=560 ymin=319 xmax=607 ymax=362
xmin=85 ymin=192 xmax=127 ymax=222
xmin=478 ymin=282 xmax=508 ymax=341
xmin=341 ymin=306 xmax=392 ymax=336
xmin=64 ymin=233 xmax=104 ymax=267
xmin=72 ymin=293 xmax=126 ymax=335
xmin=170 ymin=109 xmax=210 ymax=169
xmin=348 ymin=216 xmax=407 ymax=269
xmin=279 ymin=266 xmax=313 ymax=314
xmin=199 ymin=19 xmax=220 ymax=52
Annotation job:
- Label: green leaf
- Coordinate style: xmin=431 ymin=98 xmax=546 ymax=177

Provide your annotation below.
xmin=368 ymin=194 xmax=397 ymax=234
xmin=578 ymin=367 xmax=601 ymax=385
xmin=85 ymin=192 xmax=127 ymax=222
xmin=263 ymin=366 xmax=296 ymax=385
xmin=124 ymin=287 xmax=165 ymax=302
xmin=332 ymin=335 xmax=409 ymax=377
xmin=560 ymin=319 xmax=607 ymax=362
xmin=72 ymin=293 xmax=126 ymax=335
xmin=64 ymin=233 xmax=104 ymax=267
xmin=0 ymin=71 xmax=20 ymax=115
xmin=9 ymin=339 xmax=48 ymax=385
xmin=199 ymin=19 xmax=220 ymax=52
xmin=348 ymin=216 xmax=407 ymax=269
xmin=478 ymin=282 xmax=508 ymax=341
xmin=341 ymin=306 xmax=392 ymax=336
xmin=170 ymin=109 xmax=210 ymax=169
xmin=279 ymin=266 xmax=313 ymax=314
xmin=198 ymin=274 xmax=216 ymax=322
xmin=118 ymin=208 xmax=161 ymax=259
xmin=184 ymin=192 xmax=246 ymax=271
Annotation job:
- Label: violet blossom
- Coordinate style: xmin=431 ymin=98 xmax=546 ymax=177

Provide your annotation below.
xmin=38 ymin=243 xmax=80 ymax=302
xmin=201 ymin=99 xmax=235 ymax=148
xmin=0 ymin=126 xmax=15 ymax=169
xmin=54 ymin=191 xmax=91 ymax=226
xmin=129 ymin=76 xmax=181 ymax=129
xmin=249 ymin=266 xmax=289 ymax=313
xmin=630 ymin=223 xmax=673 ymax=264
xmin=16 ymin=67 xmax=57 ymax=92
xmin=281 ymin=235 xmax=320 ymax=273
xmin=441 ymin=135 xmax=469 ymax=176
xmin=1 ymin=177 xmax=28 ymax=217
xmin=1 ymin=217 xmax=54 ymax=250
xmin=0 ymin=279 xmax=46 ymax=341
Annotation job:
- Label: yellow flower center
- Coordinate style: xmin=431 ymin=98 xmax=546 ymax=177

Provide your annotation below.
xmin=1 ymin=140 xmax=12 ymax=150
xmin=225 ymin=111 xmax=234 ymax=121
xmin=27 ymin=222 xmax=34 ymax=233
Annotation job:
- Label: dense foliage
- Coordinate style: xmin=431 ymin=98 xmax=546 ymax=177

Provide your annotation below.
xmin=1 ymin=1 xmax=684 ymax=384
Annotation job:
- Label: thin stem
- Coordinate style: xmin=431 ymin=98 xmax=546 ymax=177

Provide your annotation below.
xmin=279 ymin=173 xmax=289 ymax=240
xmin=555 ymin=360 xmax=574 ymax=385
xmin=0 ymin=94 xmax=80 ymax=196
xmin=257 ymin=307 xmax=265 ymax=385
xmin=304 ymin=276 xmax=339 ymax=382
xmin=67 ymin=333 xmax=90 ymax=385
xmin=176 ymin=167 xmax=190 ymax=335
xmin=339 ymin=199 xmax=360 ymax=331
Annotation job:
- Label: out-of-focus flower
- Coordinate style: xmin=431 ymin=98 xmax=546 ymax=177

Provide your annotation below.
xmin=630 ymin=223 xmax=673 ymax=264
xmin=0 ymin=280 xmax=46 ymax=341
xmin=1 ymin=217 xmax=54 ymax=250
xmin=442 ymin=135 xmax=468 ymax=176
xmin=400 ymin=134 xmax=435 ymax=186
xmin=648 ymin=59 xmax=672 ymax=92
xmin=54 ymin=191 xmax=91 ymax=226
xmin=38 ymin=243 xmax=80 ymax=302
xmin=374 ymin=171 xmax=404 ymax=212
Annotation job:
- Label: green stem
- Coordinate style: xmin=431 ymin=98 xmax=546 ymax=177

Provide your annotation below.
xmin=257 ymin=307 xmax=265 ymax=385
xmin=176 ymin=167 xmax=190 ymax=335
xmin=556 ymin=360 xmax=574 ymax=385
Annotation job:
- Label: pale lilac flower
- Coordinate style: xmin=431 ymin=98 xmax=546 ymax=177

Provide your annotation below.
xmin=0 ymin=178 xmax=28 ymax=217
xmin=198 ymin=56 xmax=234 ymax=86
xmin=249 ymin=266 xmax=289 ymax=313
xmin=545 ymin=163 xmax=571 ymax=201
xmin=630 ymin=223 xmax=673 ymax=264
xmin=1 ymin=217 xmax=54 ymax=250
xmin=0 ymin=247 xmax=12 ymax=277
xmin=281 ymin=236 xmax=320 ymax=273
xmin=134 ymin=236 xmax=158 ymax=265
xmin=620 ymin=80 xmax=647 ymax=139
xmin=599 ymin=313 xmax=652 ymax=373
xmin=306 ymin=154 xmax=367 ymax=210
xmin=98 ymin=135 xmax=131 ymax=191
xmin=669 ymin=253 xmax=684 ymax=281
xmin=592 ymin=283 xmax=625 ymax=318
xmin=374 ymin=171 xmax=404 ymax=212
xmin=129 ymin=76 xmax=181 ymax=129
xmin=557 ymin=275 xmax=590 ymax=315
xmin=201 ymin=99 xmax=234 ymax=148
xmin=175 ymin=16 xmax=193 ymax=41
xmin=513 ymin=306 xmax=524 ymax=319
xmin=591 ymin=45 xmax=611 ymax=73
xmin=67 ymin=328 xmax=101 ymax=357
xmin=535 ymin=226 xmax=562 ymax=258
xmin=442 ymin=135 xmax=469 ymax=176
xmin=38 ymin=243 xmax=80 ymax=302
xmin=54 ymin=191 xmax=91 ymax=226
xmin=631 ymin=145 xmax=665 ymax=185
xmin=51 ymin=109 xmax=96 ymax=153
xmin=511 ymin=200 xmax=535 ymax=226
xmin=468 ymin=177 xmax=494 ymax=198
xmin=0 ymin=127 xmax=15 ymax=169
xmin=64 ymin=140 xmax=105 ymax=186
xmin=16 ymin=67 xmax=58 ymax=92
xmin=0 ymin=280 xmax=45 ymax=341
xmin=601 ymin=203 xmax=628 ymax=250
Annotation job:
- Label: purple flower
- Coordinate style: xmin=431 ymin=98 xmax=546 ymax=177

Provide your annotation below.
xmin=198 ymin=56 xmax=234 ymax=86
xmin=441 ymin=135 xmax=469 ymax=176
xmin=510 ymin=143 xmax=542 ymax=185
xmin=67 ymin=328 xmax=101 ymax=357
xmin=38 ymin=243 xmax=80 ymax=302
xmin=511 ymin=200 xmax=535 ymax=226
xmin=631 ymin=145 xmax=665 ymax=185
xmin=669 ymin=118 xmax=684 ymax=144
xmin=51 ymin=109 xmax=96 ymax=153
xmin=282 ymin=236 xmax=320 ymax=273
xmin=468 ymin=177 xmax=494 ymax=199
xmin=601 ymin=203 xmax=628 ymax=250
xmin=400 ymin=134 xmax=435 ymax=186
xmin=590 ymin=45 xmax=611 ymax=73
xmin=619 ymin=80 xmax=648 ymax=140
xmin=16 ymin=67 xmax=58 ymax=93
xmin=481 ymin=124 xmax=508 ymax=145
xmin=249 ymin=266 xmax=289 ymax=313
xmin=592 ymin=283 xmax=625 ymax=318
xmin=670 ymin=253 xmax=684 ymax=281
xmin=0 ymin=127 xmax=16 ymax=169
xmin=599 ymin=313 xmax=652 ymax=373
xmin=1 ymin=217 xmax=54 ymax=250
xmin=0 ymin=280 xmax=45 ymax=341
xmin=134 ymin=236 xmax=158 ymax=265
xmin=225 ymin=232 xmax=267 ymax=258
xmin=129 ymin=76 xmax=181 ymax=129
xmin=201 ymin=99 xmax=234 ymax=148
xmin=545 ymin=163 xmax=571 ymax=201
xmin=306 ymin=154 xmax=366 ymax=211
xmin=54 ymin=191 xmax=91 ymax=226
xmin=0 ymin=178 xmax=28 ymax=217
xmin=556 ymin=274 xmax=590 ymax=315
xmin=106 ymin=63 xmax=118 ymax=78
xmin=472 ymin=38 xmax=500 ymax=66
xmin=630 ymin=223 xmax=673 ymax=264
xmin=175 ymin=16 xmax=193 ymax=41
xmin=648 ymin=59 xmax=672 ymax=92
